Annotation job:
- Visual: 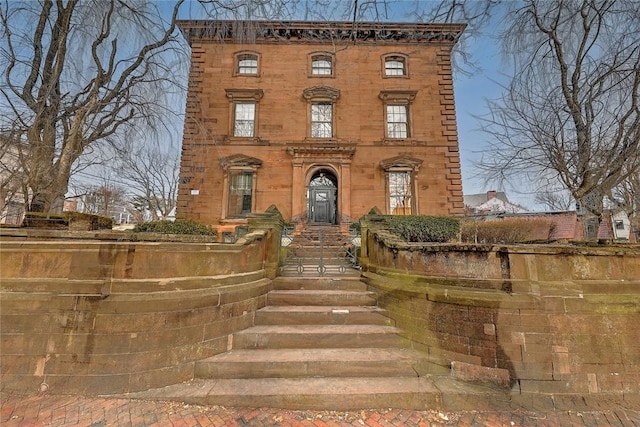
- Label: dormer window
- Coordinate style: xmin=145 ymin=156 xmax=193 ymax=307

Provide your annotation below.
xmin=235 ymin=52 xmax=259 ymax=76
xmin=310 ymin=54 xmax=333 ymax=76
xmin=383 ymin=54 xmax=408 ymax=77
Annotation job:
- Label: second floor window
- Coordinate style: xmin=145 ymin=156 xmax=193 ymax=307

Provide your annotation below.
xmin=386 ymin=105 xmax=408 ymax=138
xmin=237 ymin=54 xmax=258 ymax=75
xmin=311 ymin=103 xmax=333 ymax=138
xmin=233 ymin=103 xmax=256 ymax=137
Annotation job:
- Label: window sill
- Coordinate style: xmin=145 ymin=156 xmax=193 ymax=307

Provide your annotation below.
xmin=382 ymin=74 xmax=410 ymax=79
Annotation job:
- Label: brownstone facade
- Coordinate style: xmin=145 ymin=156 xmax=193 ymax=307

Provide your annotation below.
xmin=176 ymin=21 xmax=465 ymax=230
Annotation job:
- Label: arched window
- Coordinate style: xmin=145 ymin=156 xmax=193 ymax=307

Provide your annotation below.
xmin=383 ymin=54 xmax=408 ymax=77
xmin=311 ymin=55 xmax=333 ymax=76
xmin=235 ymin=52 xmax=259 ymax=75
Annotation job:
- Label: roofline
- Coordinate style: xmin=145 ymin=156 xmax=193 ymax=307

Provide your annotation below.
xmin=177 ymin=20 xmax=466 ymax=46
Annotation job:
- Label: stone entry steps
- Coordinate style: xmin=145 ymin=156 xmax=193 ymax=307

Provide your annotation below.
xmin=133 ymin=377 xmax=502 ymax=411
xmin=194 ymin=348 xmax=429 ymax=379
xmin=124 ymin=276 xmax=504 ymax=410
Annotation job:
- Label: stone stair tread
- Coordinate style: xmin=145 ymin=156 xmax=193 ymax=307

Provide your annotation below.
xmin=199 ymin=347 xmax=425 ymax=363
xmin=235 ymin=324 xmax=401 ymax=335
xmin=269 ymin=290 xmax=375 ymax=296
xmin=257 ymin=305 xmax=384 ymax=313
xmin=122 ymin=377 xmax=506 ymax=410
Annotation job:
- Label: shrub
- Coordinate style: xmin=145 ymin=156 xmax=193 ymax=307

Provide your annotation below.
xmin=385 ymin=215 xmax=460 ymax=242
xmin=461 ymin=218 xmax=556 ymax=244
xmin=133 ymin=220 xmax=216 ymax=236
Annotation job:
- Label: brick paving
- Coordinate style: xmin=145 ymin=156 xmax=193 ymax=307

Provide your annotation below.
xmin=2 ymin=392 xmax=640 ymax=427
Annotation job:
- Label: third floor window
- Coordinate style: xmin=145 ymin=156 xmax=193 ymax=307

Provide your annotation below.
xmin=236 ymin=53 xmax=259 ymax=75
xmin=311 ymin=55 xmax=333 ymax=76
xmin=384 ymin=55 xmax=407 ymax=77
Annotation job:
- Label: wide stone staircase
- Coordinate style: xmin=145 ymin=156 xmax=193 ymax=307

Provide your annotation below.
xmin=125 ymin=274 xmax=505 ymax=410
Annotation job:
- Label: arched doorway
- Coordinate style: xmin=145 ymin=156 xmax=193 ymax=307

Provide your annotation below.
xmin=308 ymin=169 xmax=337 ymax=224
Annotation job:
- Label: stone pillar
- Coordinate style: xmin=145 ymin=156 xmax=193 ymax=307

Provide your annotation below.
xmin=291 ymin=158 xmax=305 ymax=227
xmin=339 ymin=160 xmax=352 ymax=233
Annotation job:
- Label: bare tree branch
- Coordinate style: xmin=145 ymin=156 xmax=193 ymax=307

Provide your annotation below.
xmin=478 ymin=0 xmax=640 ymax=219
xmin=0 ymin=0 xmax=186 ymax=213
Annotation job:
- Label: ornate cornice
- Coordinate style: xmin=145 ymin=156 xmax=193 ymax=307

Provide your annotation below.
xmin=178 ymin=20 xmax=465 ymax=46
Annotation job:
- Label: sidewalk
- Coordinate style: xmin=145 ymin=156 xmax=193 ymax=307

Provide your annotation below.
xmin=2 ymin=391 xmax=639 ymax=426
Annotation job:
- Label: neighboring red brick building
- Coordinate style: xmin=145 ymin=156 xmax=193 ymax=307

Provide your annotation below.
xmin=175 ymin=20 xmax=465 ymax=231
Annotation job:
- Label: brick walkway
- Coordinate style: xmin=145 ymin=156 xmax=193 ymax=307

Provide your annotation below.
xmin=2 ymin=392 xmax=640 ymax=427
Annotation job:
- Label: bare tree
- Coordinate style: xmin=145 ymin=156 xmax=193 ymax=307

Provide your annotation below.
xmin=74 ymin=181 xmax=128 ymax=218
xmin=478 ymin=0 xmax=640 ymax=221
xmin=534 ymin=189 xmax=574 ymax=212
xmin=611 ymin=168 xmax=640 ymax=221
xmin=115 ymin=142 xmax=180 ymax=221
xmin=0 ymin=128 xmax=27 ymax=223
xmin=0 ymin=0 xmax=185 ymax=214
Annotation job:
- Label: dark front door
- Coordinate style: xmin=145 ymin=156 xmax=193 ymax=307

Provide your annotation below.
xmin=309 ymin=187 xmax=336 ymax=224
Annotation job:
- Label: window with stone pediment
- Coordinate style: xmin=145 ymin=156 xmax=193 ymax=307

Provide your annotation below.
xmin=379 ymin=90 xmax=417 ymax=140
xmin=225 ymin=89 xmax=263 ymax=139
xmin=380 ymin=155 xmax=423 ymax=215
xmin=303 ymin=86 xmax=340 ymax=139
xmin=219 ymin=154 xmax=262 ymax=218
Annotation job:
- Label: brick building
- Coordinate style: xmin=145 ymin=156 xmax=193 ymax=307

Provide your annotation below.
xmin=176 ymin=20 xmax=465 ymax=231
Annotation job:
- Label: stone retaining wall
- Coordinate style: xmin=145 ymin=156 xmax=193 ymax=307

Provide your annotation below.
xmin=360 ymin=224 xmax=640 ymax=396
xmin=0 ymin=223 xmax=279 ymax=395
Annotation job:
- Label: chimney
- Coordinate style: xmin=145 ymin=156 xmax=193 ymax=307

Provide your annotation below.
xmin=487 ymin=190 xmax=497 ymax=200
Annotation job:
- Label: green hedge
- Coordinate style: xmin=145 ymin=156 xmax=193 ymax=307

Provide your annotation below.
xmin=133 ymin=220 xmax=216 ymax=236
xmin=385 ymin=215 xmax=460 ymax=243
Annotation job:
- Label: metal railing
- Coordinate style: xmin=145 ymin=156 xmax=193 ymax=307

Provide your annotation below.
xmin=280 ymin=227 xmax=360 ymax=277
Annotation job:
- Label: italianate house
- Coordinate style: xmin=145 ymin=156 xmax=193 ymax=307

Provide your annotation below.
xmin=175 ymin=20 xmax=465 ymax=232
